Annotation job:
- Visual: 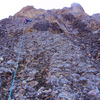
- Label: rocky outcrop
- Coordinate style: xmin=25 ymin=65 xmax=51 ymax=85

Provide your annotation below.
xmin=0 ymin=3 xmax=100 ymax=100
xmin=14 ymin=6 xmax=46 ymax=19
xmin=70 ymin=3 xmax=84 ymax=12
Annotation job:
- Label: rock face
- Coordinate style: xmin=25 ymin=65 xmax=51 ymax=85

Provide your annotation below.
xmin=0 ymin=3 xmax=100 ymax=100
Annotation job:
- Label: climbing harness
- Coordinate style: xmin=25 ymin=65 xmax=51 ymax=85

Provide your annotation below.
xmin=8 ymin=24 xmax=25 ymax=100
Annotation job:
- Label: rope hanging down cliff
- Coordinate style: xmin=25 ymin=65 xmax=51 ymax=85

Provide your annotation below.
xmin=8 ymin=19 xmax=32 ymax=100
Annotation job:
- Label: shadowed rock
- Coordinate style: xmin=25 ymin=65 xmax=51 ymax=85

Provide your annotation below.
xmin=32 ymin=20 xmax=64 ymax=34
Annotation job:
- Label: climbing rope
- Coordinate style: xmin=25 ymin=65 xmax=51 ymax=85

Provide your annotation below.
xmin=8 ymin=24 xmax=25 ymax=100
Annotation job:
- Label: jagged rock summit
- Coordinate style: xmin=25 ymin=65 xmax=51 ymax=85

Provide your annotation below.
xmin=0 ymin=3 xmax=100 ymax=100
xmin=13 ymin=3 xmax=87 ymax=20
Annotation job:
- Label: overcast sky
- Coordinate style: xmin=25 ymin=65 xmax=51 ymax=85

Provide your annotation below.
xmin=0 ymin=0 xmax=100 ymax=20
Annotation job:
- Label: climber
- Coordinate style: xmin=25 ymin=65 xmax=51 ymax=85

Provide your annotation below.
xmin=23 ymin=18 xmax=32 ymax=24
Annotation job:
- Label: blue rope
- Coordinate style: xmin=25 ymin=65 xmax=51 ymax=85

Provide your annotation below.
xmin=8 ymin=24 xmax=25 ymax=100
